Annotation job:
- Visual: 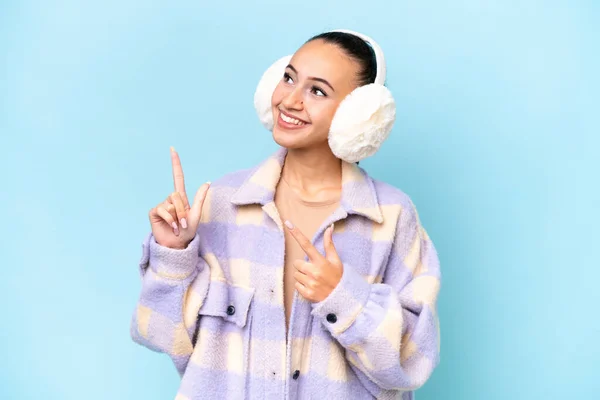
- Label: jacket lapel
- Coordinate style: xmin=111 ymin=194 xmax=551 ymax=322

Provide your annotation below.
xmin=231 ymin=147 xmax=383 ymax=224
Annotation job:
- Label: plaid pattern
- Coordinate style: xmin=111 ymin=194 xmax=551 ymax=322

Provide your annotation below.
xmin=131 ymin=147 xmax=441 ymax=399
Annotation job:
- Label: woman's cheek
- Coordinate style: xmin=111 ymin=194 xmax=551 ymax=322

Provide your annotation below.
xmin=271 ymin=85 xmax=282 ymax=107
xmin=313 ymin=103 xmax=336 ymax=130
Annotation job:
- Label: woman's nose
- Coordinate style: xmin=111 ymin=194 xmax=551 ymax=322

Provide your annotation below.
xmin=281 ymin=87 xmax=303 ymax=110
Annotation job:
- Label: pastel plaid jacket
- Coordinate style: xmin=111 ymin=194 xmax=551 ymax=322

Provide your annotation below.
xmin=130 ymin=147 xmax=441 ymax=399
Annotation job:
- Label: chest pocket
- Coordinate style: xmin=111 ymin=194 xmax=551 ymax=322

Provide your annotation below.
xmin=197 ymin=280 xmax=255 ymax=327
xmin=191 ymin=280 xmax=255 ymax=382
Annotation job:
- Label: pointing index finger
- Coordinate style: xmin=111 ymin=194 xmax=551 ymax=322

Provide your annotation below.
xmin=284 ymin=220 xmax=323 ymax=262
xmin=170 ymin=147 xmax=189 ymax=206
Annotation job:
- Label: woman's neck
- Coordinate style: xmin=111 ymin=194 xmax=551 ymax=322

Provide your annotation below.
xmin=281 ymin=146 xmax=342 ymax=200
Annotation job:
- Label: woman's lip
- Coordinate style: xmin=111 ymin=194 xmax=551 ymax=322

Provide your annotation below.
xmin=279 ymin=109 xmax=310 ymax=124
xmin=277 ymin=110 xmax=310 ymax=130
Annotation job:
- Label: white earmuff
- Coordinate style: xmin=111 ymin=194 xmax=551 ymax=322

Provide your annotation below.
xmin=254 ymin=55 xmax=292 ymax=131
xmin=253 ymin=30 xmax=396 ymax=163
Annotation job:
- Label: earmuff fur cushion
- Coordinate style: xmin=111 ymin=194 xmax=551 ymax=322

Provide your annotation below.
xmin=253 ymin=55 xmax=292 ymax=131
xmin=328 ymin=84 xmax=396 ymax=163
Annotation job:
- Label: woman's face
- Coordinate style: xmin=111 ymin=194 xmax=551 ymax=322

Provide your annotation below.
xmin=271 ymin=39 xmax=361 ymax=151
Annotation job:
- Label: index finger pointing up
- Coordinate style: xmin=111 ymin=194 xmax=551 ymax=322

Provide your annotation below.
xmin=170 ymin=147 xmax=189 ymax=207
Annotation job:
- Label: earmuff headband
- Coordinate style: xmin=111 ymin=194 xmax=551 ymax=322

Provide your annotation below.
xmin=329 ymin=29 xmax=386 ymax=86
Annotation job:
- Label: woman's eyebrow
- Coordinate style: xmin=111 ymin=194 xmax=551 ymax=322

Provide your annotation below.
xmin=286 ymin=64 xmax=335 ymax=92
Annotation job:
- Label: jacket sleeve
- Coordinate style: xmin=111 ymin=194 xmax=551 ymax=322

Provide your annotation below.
xmin=311 ymin=201 xmax=441 ymax=393
xmin=130 ymin=231 xmax=211 ymax=376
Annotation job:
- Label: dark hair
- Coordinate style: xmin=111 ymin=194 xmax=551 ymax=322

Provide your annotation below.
xmin=306 ymin=31 xmax=377 ymax=87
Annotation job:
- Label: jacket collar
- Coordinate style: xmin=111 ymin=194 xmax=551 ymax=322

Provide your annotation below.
xmin=231 ymin=147 xmax=383 ymax=224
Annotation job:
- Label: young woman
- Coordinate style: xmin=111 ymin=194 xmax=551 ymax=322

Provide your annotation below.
xmin=131 ymin=29 xmax=441 ymax=400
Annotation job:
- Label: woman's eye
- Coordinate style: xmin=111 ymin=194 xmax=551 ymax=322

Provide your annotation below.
xmin=311 ymin=86 xmax=327 ymax=97
xmin=283 ymin=73 xmax=293 ymax=84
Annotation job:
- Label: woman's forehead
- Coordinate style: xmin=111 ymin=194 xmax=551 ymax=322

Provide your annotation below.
xmin=289 ymin=40 xmax=359 ymax=85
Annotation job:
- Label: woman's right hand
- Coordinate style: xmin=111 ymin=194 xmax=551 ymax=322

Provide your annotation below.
xmin=149 ymin=147 xmax=211 ymax=250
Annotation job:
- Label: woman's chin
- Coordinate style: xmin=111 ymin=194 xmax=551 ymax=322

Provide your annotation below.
xmin=272 ymin=128 xmax=310 ymax=149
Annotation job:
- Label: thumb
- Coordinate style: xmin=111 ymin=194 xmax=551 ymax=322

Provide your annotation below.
xmin=324 ymin=224 xmax=340 ymax=264
xmin=188 ymin=182 xmax=211 ymax=227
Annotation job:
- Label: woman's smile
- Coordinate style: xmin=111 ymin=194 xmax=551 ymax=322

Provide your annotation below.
xmin=277 ymin=109 xmax=310 ymax=130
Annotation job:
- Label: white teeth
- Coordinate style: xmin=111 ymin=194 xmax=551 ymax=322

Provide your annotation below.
xmin=280 ymin=113 xmax=305 ymax=126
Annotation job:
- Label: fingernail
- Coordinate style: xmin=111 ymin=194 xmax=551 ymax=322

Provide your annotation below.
xmin=181 ymin=218 xmax=187 ymax=229
xmin=172 ymin=222 xmax=179 ymax=236
xmin=284 ymin=220 xmax=294 ymax=229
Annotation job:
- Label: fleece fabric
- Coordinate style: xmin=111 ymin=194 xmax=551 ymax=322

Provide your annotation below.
xmin=130 ymin=147 xmax=441 ymax=400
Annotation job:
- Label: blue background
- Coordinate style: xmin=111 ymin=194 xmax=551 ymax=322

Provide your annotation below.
xmin=1 ymin=1 xmax=598 ymax=399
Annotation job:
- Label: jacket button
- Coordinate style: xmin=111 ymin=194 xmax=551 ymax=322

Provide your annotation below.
xmin=326 ymin=313 xmax=337 ymax=323
xmin=292 ymin=370 xmax=300 ymax=380
xmin=226 ymin=305 xmax=235 ymax=316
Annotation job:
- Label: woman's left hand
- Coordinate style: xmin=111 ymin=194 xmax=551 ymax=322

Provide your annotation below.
xmin=284 ymin=221 xmax=343 ymax=303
